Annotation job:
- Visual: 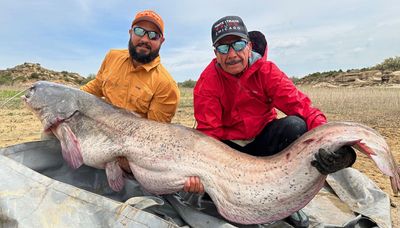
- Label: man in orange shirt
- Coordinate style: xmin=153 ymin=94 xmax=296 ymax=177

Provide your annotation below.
xmin=81 ymin=10 xmax=180 ymax=172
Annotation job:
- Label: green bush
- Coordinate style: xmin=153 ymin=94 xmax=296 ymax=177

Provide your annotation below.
xmin=80 ymin=73 xmax=96 ymax=85
xmin=30 ymin=72 xmax=40 ymax=79
xmin=373 ymin=56 xmax=400 ymax=71
xmin=290 ymin=77 xmax=301 ymax=83
xmin=178 ymin=79 xmax=197 ymax=88
xmin=0 ymin=73 xmax=13 ymax=85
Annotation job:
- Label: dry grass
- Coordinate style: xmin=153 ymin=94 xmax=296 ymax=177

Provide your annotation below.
xmin=173 ymin=87 xmax=196 ymax=127
xmin=0 ymin=85 xmax=399 ymax=226
xmin=301 ymin=86 xmax=400 ymax=127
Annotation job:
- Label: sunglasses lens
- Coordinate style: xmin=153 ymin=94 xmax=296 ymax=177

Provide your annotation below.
xmin=133 ymin=27 xmax=146 ymax=37
xmin=216 ymin=40 xmax=247 ymax=54
xmin=148 ymin=31 xmax=160 ymax=40
xmin=216 ymin=44 xmax=230 ymax=54
xmin=232 ymin=41 xmax=247 ymax=52
xmin=133 ymin=27 xmax=160 ymax=40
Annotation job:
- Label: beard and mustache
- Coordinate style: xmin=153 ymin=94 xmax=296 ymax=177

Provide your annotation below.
xmin=128 ymin=38 xmax=160 ymax=64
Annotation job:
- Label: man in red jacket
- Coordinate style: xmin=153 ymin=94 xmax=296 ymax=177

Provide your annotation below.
xmin=184 ymin=16 xmax=357 ymax=227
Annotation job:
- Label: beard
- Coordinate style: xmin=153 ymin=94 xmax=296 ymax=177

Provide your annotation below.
xmin=128 ymin=39 xmax=160 ymax=64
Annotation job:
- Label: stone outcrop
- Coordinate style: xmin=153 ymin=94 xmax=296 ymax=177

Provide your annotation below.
xmin=0 ymin=62 xmax=85 ymax=86
xmin=296 ymin=70 xmax=400 ymax=87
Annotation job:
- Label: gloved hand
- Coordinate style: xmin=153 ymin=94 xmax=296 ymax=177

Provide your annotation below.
xmin=311 ymin=146 xmax=357 ymax=175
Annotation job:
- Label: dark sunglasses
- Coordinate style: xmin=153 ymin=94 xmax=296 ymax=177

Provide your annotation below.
xmin=132 ymin=27 xmax=162 ymax=40
xmin=215 ymin=40 xmax=248 ymax=54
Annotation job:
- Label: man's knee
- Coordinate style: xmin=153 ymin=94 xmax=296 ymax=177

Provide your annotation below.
xmin=280 ymin=116 xmax=307 ymax=138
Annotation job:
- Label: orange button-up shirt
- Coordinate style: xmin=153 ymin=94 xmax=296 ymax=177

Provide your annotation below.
xmin=81 ymin=49 xmax=180 ymax=123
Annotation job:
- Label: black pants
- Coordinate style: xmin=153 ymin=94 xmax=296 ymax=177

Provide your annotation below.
xmin=222 ymin=116 xmax=307 ymax=156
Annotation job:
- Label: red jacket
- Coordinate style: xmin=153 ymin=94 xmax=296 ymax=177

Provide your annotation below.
xmin=194 ymin=56 xmax=327 ymax=140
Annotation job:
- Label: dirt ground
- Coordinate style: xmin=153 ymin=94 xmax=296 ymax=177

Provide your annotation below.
xmin=0 ymin=86 xmax=399 ymax=227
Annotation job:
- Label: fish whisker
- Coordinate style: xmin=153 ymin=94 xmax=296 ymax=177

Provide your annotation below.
xmin=0 ymin=88 xmax=29 ymax=108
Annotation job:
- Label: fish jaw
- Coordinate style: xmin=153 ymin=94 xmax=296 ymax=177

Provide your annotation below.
xmin=21 ymin=81 xmax=80 ymax=132
xmin=22 ymin=97 xmax=55 ymax=132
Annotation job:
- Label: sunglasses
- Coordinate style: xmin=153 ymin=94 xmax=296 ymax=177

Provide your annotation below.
xmin=215 ymin=40 xmax=248 ymax=54
xmin=132 ymin=27 xmax=162 ymax=40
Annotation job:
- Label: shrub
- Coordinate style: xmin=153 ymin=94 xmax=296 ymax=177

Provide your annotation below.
xmin=373 ymin=56 xmax=400 ymax=71
xmin=30 ymin=72 xmax=40 ymax=79
xmin=80 ymin=73 xmax=96 ymax=85
xmin=0 ymin=73 xmax=13 ymax=85
xmin=290 ymin=77 xmax=301 ymax=83
xmin=178 ymin=79 xmax=197 ymax=88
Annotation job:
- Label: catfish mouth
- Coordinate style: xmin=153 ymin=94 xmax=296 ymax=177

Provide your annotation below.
xmin=21 ymin=95 xmax=33 ymax=108
xmin=21 ymin=85 xmax=37 ymax=108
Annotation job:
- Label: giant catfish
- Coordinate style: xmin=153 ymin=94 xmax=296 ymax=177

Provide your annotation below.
xmin=22 ymin=81 xmax=400 ymax=224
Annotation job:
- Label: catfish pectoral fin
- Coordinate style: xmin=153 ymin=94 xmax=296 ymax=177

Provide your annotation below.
xmin=52 ymin=123 xmax=84 ymax=169
xmin=105 ymin=160 xmax=125 ymax=192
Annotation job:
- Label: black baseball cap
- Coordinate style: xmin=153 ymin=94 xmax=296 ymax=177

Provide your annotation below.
xmin=211 ymin=16 xmax=248 ymax=46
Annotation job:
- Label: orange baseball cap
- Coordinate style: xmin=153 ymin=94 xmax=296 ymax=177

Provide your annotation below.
xmin=131 ymin=10 xmax=164 ymax=35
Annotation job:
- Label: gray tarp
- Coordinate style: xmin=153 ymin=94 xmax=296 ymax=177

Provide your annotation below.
xmin=0 ymin=139 xmax=392 ymax=227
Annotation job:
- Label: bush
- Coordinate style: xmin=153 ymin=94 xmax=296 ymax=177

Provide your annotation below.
xmin=290 ymin=77 xmax=301 ymax=83
xmin=373 ymin=56 xmax=400 ymax=71
xmin=0 ymin=73 xmax=13 ymax=85
xmin=80 ymin=73 xmax=96 ymax=85
xmin=30 ymin=72 xmax=40 ymax=79
xmin=178 ymin=79 xmax=197 ymax=88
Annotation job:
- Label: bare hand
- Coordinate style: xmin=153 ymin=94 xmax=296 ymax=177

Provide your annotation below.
xmin=183 ymin=176 xmax=205 ymax=193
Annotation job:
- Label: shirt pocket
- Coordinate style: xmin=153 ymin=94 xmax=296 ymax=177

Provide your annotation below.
xmin=101 ymin=75 xmax=126 ymax=106
xmin=129 ymin=85 xmax=154 ymax=113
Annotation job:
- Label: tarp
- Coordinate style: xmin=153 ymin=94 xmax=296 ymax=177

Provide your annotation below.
xmin=0 ymin=139 xmax=392 ymax=227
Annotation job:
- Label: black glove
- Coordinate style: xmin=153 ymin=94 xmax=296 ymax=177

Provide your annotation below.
xmin=311 ymin=146 xmax=357 ymax=175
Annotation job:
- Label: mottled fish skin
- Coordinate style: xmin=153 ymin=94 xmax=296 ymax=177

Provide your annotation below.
xmin=22 ymin=81 xmax=400 ymax=225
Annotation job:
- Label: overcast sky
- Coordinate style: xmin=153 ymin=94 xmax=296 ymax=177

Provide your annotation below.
xmin=1 ymin=0 xmax=399 ymax=82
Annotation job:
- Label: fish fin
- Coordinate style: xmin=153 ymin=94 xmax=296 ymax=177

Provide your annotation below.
xmin=105 ymin=160 xmax=125 ymax=192
xmin=52 ymin=123 xmax=84 ymax=169
xmin=390 ymin=166 xmax=400 ymax=196
xmin=353 ymin=140 xmax=377 ymax=157
xmin=354 ymin=139 xmax=400 ymax=195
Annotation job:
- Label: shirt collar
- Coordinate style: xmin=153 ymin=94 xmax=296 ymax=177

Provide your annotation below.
xmin=141 ymin=55 xmax=161 ymax=72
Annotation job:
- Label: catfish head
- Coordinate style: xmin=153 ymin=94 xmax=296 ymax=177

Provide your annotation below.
xmin=22 ymin=81 xmax=80 ymax=132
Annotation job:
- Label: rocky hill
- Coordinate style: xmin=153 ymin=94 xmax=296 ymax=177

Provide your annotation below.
xmin=295 ymin=56 xmax=400 ymax=87
xmin=2 ymin=57 xmax=400 ymax=88
xmin=0 ymin=63 xmax=85 ymax=86
xmin=296 ymin=69 xmax=400 ymax=87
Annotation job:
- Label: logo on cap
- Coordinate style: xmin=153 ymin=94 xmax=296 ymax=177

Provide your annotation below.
xmin=211 ymin=16 xmax=248 ymax=45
